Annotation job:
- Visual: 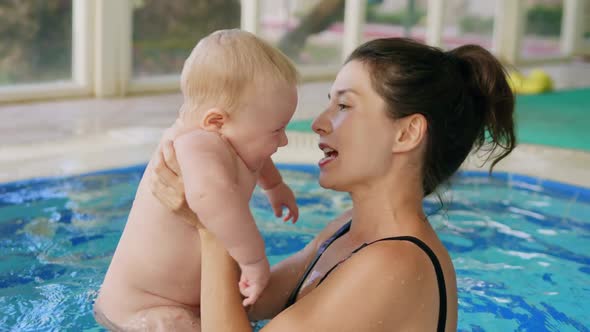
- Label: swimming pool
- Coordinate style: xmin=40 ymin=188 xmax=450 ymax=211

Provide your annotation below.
xmin=0 ymin=164 xmax=588 ymax=331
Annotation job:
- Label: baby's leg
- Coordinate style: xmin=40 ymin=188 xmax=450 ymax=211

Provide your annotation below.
xmin=122 ymin=306 xmax=201 ymax=332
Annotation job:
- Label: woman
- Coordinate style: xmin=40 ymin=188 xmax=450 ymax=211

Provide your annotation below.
xmin=150 ymin=37 xmax=515 ymax=331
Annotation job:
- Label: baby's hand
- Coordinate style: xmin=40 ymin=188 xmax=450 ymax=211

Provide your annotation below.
xmin=239 ymin=258 xmax=271 ymax=307
xmin=264 ymin=182 xmax=299 ymax=223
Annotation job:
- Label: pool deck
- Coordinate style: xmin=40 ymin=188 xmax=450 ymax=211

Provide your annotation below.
xmin=0 ymin=61 xmax=589 ymax=187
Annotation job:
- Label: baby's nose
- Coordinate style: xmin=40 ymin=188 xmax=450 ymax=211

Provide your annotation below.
xmin=279 ymin=131 xmax=288 ymax=147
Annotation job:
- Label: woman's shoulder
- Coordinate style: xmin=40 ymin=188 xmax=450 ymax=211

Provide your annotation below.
xmin=325 ymin=237 xmax=448 ymax=325
xmin=345 ymin=237 xmax=441 ymax=284
xmin=339 ymin=239 xmax=452 ymax=329
xmin=348 ymin=232 xmax=457 ymax=331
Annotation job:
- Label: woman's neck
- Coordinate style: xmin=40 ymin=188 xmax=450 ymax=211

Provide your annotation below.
xmin=348 ymin=169 xmax=426 ymax=242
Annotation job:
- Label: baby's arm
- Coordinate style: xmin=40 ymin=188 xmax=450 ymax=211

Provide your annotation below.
xmin=258 ymin=158 xmax=299 ymax=223
xmin=257 ymin=158 xmax=283 ymax=190
xmin=173 ymin=131 xmax=268 ymax=273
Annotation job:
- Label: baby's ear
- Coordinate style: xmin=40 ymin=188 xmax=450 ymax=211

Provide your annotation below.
xmin=201 ymin=108 xmax=228 ymax=132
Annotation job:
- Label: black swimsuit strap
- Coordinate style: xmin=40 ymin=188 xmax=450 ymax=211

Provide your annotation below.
xmin=283 ymin=220 xmax=352 ymax=308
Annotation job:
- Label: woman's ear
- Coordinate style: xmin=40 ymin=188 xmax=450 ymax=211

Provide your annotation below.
xmin=392 ymin=114 xmax=427 ymax=153
xmin=201 ymin=108 xmax=228 ymax=132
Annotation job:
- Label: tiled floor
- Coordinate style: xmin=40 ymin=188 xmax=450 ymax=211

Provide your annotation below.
xmin=1 ymin=61 xmax=589 ymax=186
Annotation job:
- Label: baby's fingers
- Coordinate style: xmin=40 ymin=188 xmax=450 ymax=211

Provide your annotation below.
xmin=242 ymin=296 xmax=254 ymax=307
xmin=284 ymin=203 xmax=299 ymax=224
xmin=272 ymin=203 xmax=283 ymax=218
xmin=241 ymin=287 xmax=261 ymax=307
xmin=240 ymin=286 xmax=254 ymax=306
xmin=283 ymin=210 xmax=291 ymax=222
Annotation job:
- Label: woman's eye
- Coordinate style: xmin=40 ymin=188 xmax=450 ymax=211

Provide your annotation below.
xmin=338 ymin=104 xmax=349 ymax=111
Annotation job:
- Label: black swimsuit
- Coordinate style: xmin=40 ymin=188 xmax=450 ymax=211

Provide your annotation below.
xmin=284 ymin=220 xmax=448 ymax=332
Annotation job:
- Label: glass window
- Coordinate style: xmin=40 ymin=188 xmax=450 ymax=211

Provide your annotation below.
xmin=584 ymin=6 xmax=590 ymax=48
xmin=363 ymin=0 xmax=427 ymax=43
xmin=521 ymin=0 xmax=563 ymax=58
xmin=441 ymin=0 xmax=495 ymax=50
xmin=0 ymin=0 xmax=73 ymax=86
xmin=259 ymin=0 xmax=344 ymax=66
xmin=132 ymin=0 xmax=241 ymax=78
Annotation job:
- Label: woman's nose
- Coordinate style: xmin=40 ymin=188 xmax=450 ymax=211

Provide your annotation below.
xmin=312 ymin=109 xmax=331 ymax=135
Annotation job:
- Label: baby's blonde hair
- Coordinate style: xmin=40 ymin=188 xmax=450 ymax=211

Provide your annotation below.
xmin=180 ymin=29 xmax=299 ymax=114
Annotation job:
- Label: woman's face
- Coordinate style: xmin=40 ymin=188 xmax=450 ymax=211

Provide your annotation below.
xmin=312 ymin=60 xmax=398 ymax=191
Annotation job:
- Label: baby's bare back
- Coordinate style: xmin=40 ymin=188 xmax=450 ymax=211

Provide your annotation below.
xmin=95 ymin=159 xmax=203 ymax=323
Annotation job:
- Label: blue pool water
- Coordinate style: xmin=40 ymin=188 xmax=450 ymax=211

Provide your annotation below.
xmin=0 ymin=164 xmax=589 ymax=331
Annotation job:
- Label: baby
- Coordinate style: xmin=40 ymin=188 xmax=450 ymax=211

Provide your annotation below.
xmin=94 ymin=29 xmax=300 ymax=330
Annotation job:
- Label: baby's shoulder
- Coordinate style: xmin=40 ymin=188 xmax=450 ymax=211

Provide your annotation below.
xmin=170 ymin=129 xmax=240 ymax=175
xmin=172 ymin=129 xmax=230 ymax=153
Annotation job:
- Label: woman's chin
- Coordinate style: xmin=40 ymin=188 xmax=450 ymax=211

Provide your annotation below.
xmin=318 ymin=174 xmax=343 ymax=191
xmin=318 ymin=174 xmax=332 ymax=189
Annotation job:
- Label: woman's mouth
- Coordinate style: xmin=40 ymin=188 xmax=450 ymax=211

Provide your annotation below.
xmin=319 ymin=143 xmax=338 ymax=168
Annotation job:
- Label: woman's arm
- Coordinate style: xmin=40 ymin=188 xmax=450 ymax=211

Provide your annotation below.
xmin=196 ymin=211 xmax=350 ymax=331
xmin=199 ymin=228 xmax=253 ymax=332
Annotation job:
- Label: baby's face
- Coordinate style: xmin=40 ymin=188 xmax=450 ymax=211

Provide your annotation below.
xmin=223 ymin=82 xmax=298 ymax=172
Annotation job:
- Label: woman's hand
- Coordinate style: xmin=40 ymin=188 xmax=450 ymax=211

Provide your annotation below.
xmin=149 ymin=140 xmax=202 ymax=228
xmin=264 ymin=182 xmax=299 ymax=223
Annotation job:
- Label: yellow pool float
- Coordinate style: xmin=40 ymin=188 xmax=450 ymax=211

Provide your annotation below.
xmin=507 ymin=69 xmax=553 ymax=95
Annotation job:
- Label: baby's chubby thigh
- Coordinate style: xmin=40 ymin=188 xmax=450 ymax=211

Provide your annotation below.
xmin=122 ymin=306 xmax=201 ymax=331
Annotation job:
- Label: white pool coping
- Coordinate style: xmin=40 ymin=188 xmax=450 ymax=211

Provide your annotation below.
xmin=1 ymin=128 xmax=589 ymax=188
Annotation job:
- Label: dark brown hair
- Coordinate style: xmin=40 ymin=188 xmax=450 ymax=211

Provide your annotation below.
xmin=347 ymin=38 xmax=516 ymax=196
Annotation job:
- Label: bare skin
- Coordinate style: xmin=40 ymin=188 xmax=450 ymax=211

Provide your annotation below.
xmin=151 ymin=60 xmax=459 ymax=331
xmin=94 ymin=83 xmax=299 ymax=330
